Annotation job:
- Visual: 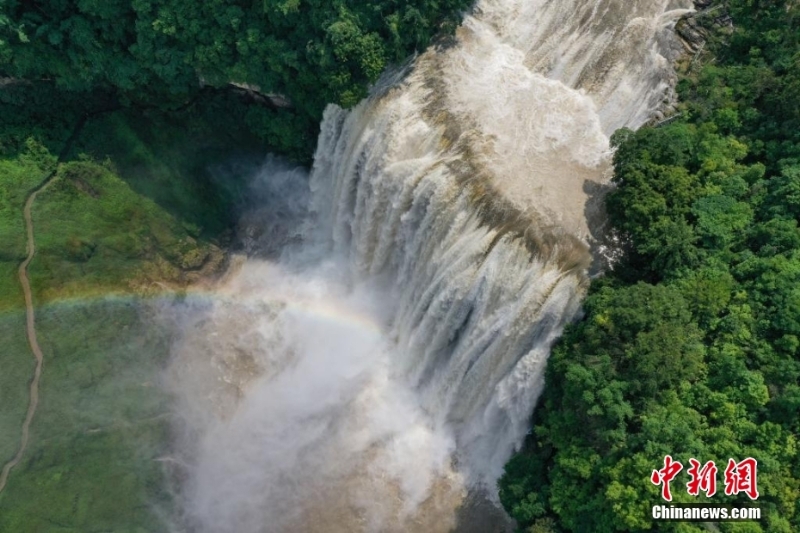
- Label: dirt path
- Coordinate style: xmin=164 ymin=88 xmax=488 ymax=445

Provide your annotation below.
xmin=0 ymin=175 xmax=57 ymax=495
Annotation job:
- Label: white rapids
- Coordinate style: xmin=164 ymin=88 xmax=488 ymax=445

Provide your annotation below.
xmin=165 ymin=1 xmax=693 ymax=532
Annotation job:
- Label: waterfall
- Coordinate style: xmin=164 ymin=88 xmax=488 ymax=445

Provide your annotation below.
xmin=166 ymin=1 xmax=693 ymax=531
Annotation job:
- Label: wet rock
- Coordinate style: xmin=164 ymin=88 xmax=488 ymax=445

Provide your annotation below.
xmin=676 ymin=16 xmax=708 ymax=52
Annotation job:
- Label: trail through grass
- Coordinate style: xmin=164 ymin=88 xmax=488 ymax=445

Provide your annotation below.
xmin=0 ymin=174 xmax=57 ymax=494
xmin=0 ymin=100 xmax=260 ymax=529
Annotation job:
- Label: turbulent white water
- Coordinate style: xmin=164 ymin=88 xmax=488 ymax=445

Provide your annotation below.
xmin=167 ymin=1 xmax=693 ymax=531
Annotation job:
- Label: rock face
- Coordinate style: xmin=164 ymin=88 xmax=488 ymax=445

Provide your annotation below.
xmin=675 ymin=1 xmax=734 ymax=52
xmin=646 ymin=1 xmax=730 ymax=127
xmin=645 ymin=0 xmax=738 ymax=131
xmin=0 ymin=77 xmax=26 ymax=87
xmin=228 ymin=82 xmax=293 ymax=108
xmin=676 ymin=15 xmax=708 ymax=52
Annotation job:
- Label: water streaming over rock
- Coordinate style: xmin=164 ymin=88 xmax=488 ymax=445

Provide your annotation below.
xmin=167 ymin=1 xmax=693 ymax=531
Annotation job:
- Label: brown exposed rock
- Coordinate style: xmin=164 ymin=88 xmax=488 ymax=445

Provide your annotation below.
xmin=676 ymin=16 xmax=708 ymax=52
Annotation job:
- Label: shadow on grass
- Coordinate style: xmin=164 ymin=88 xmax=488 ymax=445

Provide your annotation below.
xmin=67 ymin=95 xmax=268 ymax=242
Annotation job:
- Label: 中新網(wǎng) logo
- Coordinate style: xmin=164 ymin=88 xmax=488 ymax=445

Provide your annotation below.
xmin=650 ymin=455 xmax=759 ymax=501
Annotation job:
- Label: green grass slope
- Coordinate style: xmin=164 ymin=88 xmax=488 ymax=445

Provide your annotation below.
xmin=0 ymin=95 xmax=257 ymax=530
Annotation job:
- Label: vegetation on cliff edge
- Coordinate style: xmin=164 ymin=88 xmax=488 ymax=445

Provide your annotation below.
xmin=500 ymin=2 xmax=800 ymax=532
xmin=1 ymin=0 xmax=473 ymax=161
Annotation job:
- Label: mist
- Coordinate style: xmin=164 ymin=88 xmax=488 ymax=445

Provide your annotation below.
xmin=161 ymin=158 xmax=465 ymax=532
xmin=159 ymin=0 xmax=691 ymax=531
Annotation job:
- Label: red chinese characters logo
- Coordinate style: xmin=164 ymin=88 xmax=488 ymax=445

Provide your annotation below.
xmin=724 ymin=458 xmax=759 ymax=500
xmin=652 ymin=456 xmax=759 ymax=501
xmin=686 ymin=458 xmax=717 ymax=497
xmin=651 ymin=455 xmax=683 ymax=502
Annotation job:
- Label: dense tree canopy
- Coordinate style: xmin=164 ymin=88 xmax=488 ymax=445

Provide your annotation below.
xmin=2 ymin=0 xmax=798 ymax=531
xmin=0 ymin=0 xmax=472 ymax=159
xmin=501 ymin=2 xmax=800 ymax=532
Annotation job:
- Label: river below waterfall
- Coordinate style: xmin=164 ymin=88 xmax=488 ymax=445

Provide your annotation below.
xmin=163 ymin=1 xmax=693 ymax=531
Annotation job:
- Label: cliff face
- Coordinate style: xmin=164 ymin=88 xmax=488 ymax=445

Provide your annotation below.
xmin=676 ymin=1 xmax=734 ymax=52
xmin=647 ymin=1 xmax=736 ymax=126
xmin=227 ymin=82 xmax=293 ymax=109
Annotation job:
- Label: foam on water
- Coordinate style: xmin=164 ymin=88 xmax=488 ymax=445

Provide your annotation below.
xmin=167 ymin=1 xmax=693 ymax=531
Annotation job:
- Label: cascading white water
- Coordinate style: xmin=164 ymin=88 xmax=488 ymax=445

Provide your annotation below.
xmin=166 ymin=1 xmax=693 ymax=531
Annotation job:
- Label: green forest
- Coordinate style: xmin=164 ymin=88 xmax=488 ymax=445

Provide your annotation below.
xmin=500 ymin=2 xmax=800 ymax=532
xmin=1 ymin=0 xmax=799 ymax=532
xmin=1 ymin=0 xmax=471 ymax=160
